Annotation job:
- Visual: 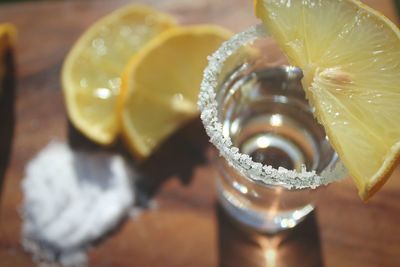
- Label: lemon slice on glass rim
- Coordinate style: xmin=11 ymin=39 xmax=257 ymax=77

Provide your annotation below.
xmin=119 ymin=25 xmax=232 ymax=159
xmin=62 ymin=5 xmax=176 ymax=145
xmin=254 ymin=0 xmax=400 ymax=200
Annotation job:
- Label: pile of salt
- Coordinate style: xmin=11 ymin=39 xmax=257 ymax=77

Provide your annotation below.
xmin=21 ymin=141 xmax=135 ymax=267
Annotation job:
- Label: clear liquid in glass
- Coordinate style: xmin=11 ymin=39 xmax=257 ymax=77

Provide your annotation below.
xmin=214 ymin=64 xmax=337 ymax=232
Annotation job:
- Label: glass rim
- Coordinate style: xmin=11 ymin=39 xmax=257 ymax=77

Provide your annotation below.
xmin=198 ymin=24 xmax=347 ymax=189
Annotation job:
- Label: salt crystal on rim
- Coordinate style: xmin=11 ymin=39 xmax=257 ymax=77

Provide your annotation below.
xmin=198 ymin=24 xmax=346 ymax=189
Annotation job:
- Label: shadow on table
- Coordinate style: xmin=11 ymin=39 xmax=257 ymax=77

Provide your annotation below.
xmin=133 ymin=117 xmax=209 ymax=206
xmin=0 ymin=49 xmax=16 ymax=196
xmin=217 ymin=205 xmax=324 ymax=267
xmin=68 ymin=116 xmax=209 ymax=207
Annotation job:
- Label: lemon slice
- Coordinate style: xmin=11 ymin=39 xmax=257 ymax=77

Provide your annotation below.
xmin=119 ymin=25 xmax=231 ymax=159
xmin=0 ymin=23 xmax=16 ymax=176
xmin=62 ymin=5 xmax=176 ymax=144
xmin=0 ymin=24 xmax=16 ymax=95
xmin=254 ymin=0 xmax=400 ymax=200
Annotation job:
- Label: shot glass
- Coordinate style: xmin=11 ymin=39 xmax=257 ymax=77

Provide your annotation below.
xmin=198 ymin=24 xmax=346 ymax=233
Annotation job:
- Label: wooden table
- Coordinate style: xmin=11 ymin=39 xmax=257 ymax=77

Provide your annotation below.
xmin=0 ymin=0 xmax=399 ymax=266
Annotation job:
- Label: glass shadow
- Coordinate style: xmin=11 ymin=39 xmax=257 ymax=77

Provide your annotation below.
xmin=68 ymin=117 xmax=209 ymax=207
xmin=217 ymin=204 xmax=324 ymax=267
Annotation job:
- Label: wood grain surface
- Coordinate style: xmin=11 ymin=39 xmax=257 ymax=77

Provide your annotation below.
xmin=0 ymin=0 xmax=399 ymax=267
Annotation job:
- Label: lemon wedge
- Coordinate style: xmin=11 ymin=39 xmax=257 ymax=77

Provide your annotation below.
xmin=62 ymin=5 xmax=176 ymax=144
xmin=254 ymin=0 xmax=400 ymax=200
xmin=0 ymin=24 xmax=16 ymax=94
xmin=119 ymin=25 xmax=231 ymax=159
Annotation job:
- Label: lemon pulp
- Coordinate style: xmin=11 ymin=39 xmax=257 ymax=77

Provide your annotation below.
xmin=120 ymin=25 xmax=232 ymax=159
xmin=62 ymin=5 xmax=176 ymax=144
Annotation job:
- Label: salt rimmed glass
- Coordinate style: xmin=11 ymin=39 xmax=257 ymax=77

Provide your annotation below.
xmin=198 ymin=24 xmax=347 ymax=233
